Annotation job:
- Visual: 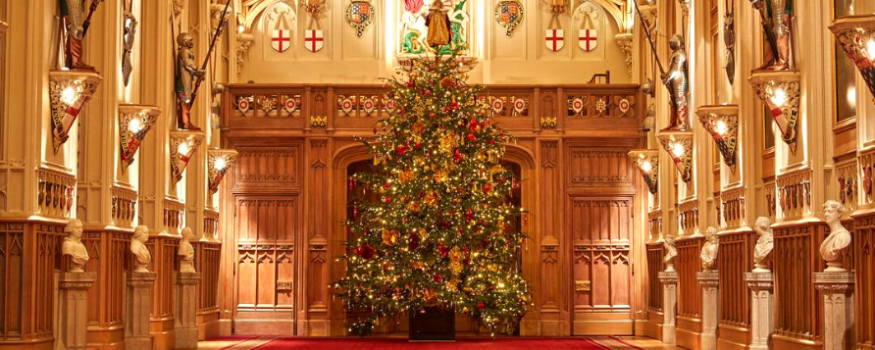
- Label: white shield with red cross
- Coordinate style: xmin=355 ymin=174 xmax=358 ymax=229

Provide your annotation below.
xmin=578 ymin=29 xmax=598 ymax=51
xmin=304 ymin=30 xmax=324 ymax=52
xmin=545 ymin=29 xmax=564 ymax=52
xmin=271 ymin=29 xmax=292 ymax=52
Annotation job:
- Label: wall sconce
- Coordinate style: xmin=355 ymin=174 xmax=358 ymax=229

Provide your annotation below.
xmin=208 ymin=149 xmax=239 ymax=195
xmin=830 ymin=15 xmax=875 ymax=101
xmin=696 ymin=104 xmax=739 ymax=172
xmin=657 ymin=131 xmax=693 ymax=183
xmin=749 ymin=71 xmax=800 ymax=153
xmin=48 ymin=70 xmax=102 ymax=153
xmin=119 ymin=104 xmax=161 ymax=173
xmin=628 ymin=150 xmax=659 ymax=194
xmin=169 ymin=131 xmax=205 ymax=184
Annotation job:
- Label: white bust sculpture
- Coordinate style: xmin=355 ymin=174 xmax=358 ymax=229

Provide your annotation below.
xmin=700 ymin=226 xmax=719 ymax=271
xmin=62 ymin=219 xmax=89 ymax=272
xmin=663 ymin=234 xmax=678 ymax=272
xmin=820 ymin=200 xmax=851 ymax=272
xmin=179 ymin=227 xmax=196 ymax=273
xmin=131 ymin=225 xmax=152 ymax=273
xmin=753 ymin=216 xmax=774 ymax=272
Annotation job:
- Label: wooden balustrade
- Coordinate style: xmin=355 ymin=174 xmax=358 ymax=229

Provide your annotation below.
xmin=861 ymin=149 xmax=875 ymax=206
xmin=720 ymin=187 xmax=745 ymax=230
xmin=675 ymin=237 xmax=703 ymax=349
xmin=776 ymin=169 xmax=812 ymax=219
xmin=111 ymin=186 xmax=138 ymax=228
xmin=836 ymin=160 xmax=858 ymax=214
xmin=204 ymin=209 xmax=219 ymax=240
xmin=764 ymin=180 xmax=777 ymax=221
xmin=36 ymin=169 xmax=76 ymax=219
xmin=163 ymin=199 xmax=184 ymax=234
xmin=678 ymin=200 xmax=699 ymax=236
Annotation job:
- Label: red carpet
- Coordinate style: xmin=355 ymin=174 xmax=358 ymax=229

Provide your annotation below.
xmin=249 ymin=337 xmax=643 ymax=350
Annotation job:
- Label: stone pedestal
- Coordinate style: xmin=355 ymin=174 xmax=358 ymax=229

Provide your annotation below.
xmin=697 ymin=270 xmax=719 ymax=350
xmin=175 ymin=272 xmax=201 ymax=350
xmin=745 ymin=271 xmax=774 ymax=350
xmin=659 ymin=270 xmax=678 ymax=344
xmin=126 ymin=272 xmax=156 ymax=350
xmin=814 ymin=272 xmax=855 ymax=350
xmin=58 ymin=272 xmax=96 ymax=350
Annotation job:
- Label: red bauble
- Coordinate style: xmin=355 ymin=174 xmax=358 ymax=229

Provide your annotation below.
xmin=483 ymin=184 xmax=492 ymax=192
xmin=396 ymin=145 xmax=408 ymax=156
xmin=384 ymin=197 xmax=393 ymax=204
xmin=433 ymin=273 xmax=443 ymax=283
xmin=425 ymin=90 xmax=432 ymax=97
xmin=407 ymin=80 xmax=414 ymax=88
xmin=466 ymin=133 xmax=476 ymax=141
xmin=453 ymin=149 xmax=463 ymax=162
xmin=359 ymin=244 xmax=375 ymax=259
xmin=488 ymin=138 xmax=495 ymax=144
xmin=409 ymin=233 xmax=421 ymax=250
xmin=477 ymin=302 xmax=485 ymax=310
xmin=414 ymin=143 xmax=421 ymax=149
xmin=465 ymin=208 xmax=474 ymax=221
xmin=384 ymin=181 xmax=391 ymax=189
xmin=439 ymin=244 xmax=450 ymax=258
xmin=429 ymin=113 xmax=436 ymax=118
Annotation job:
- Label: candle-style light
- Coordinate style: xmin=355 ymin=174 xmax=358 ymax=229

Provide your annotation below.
xmin=170 ymin=131 xmax=205 ymax=183
xmin=657 ymin=131 xmax=693 ymax=183
xmin=830 ymin=15 xmax=875 ymax=101
xmin=119 ymin=104 xmax=161 ymax=172
xmin=696 ymin=105 xmax=739 ymax=171
xmin=628 ymin=150 xmax=659 ymax=194
xmin=48 ymin=70 xmax=103 ymax=153
xmin=749 ymin=71 xmax=800 ymax=153
xmin=208 ymin=149 xmax=239 ymax=195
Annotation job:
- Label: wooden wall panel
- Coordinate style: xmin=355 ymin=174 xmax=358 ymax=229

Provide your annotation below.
xmin=772 ymin=224 xmax=827 ymax=350
xmin=82 ymin=230 xmax=130 ymax=349
xmin=196 ymin=242 xmax=221 ymax=339
xmin=675 ymin=237 xmax=703 ymax=350
xmin=716 ymin=231 xmax=754 ymax=349
xmin=854 ymin=214 xmax=875 ymax=350
xmin=567 ymin=148 xmax=634 ymax=190
xmin=149 ymin=236 xmax=179 ymax=350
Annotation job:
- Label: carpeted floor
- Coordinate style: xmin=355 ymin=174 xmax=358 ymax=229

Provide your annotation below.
xmin=233 ymin=337 xmax=645 ymax=350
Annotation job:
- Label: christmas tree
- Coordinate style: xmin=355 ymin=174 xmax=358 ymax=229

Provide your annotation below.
xmin=334 ymin=48 xmax=530 ymax=336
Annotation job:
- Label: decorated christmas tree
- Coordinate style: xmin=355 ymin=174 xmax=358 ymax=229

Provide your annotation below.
xmin=334 ymin=48 xmax=530 ymax=336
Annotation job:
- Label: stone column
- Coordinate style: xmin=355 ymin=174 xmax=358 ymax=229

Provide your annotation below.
xmin=745 ymin=271 xmax=774 ymax=350
xmin=814 ymin=272 xmax=855 ymax=350
xmin=58 ymin=272 xmax=96 ymax=350
xmin=697 ymin=270 xmax=719 ymax=350
xmin=126 ymin=272 xmax=156 ymax=350
xmin=175 ymin=272 xmax=202 ymax=349
xmin=659 ymin=270 xmax=678 ymax=344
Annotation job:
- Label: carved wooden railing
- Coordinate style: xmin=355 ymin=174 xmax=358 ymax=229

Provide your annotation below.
xmin=163 ymin=199 xmax=184 ymax=234
xmin=204 ymin=209 xmax=219 ymax=240
xmin=223 ymin=84 xmax=644 ymax=133
xmin=649 ymin=211 xmax=662 ymax=242
xmin=197 ymin=241 xmax=221 ymax=313
xmin=111 ymin=186 xmax=137 ymax=228
xmin=776 ymin=169 xmax=812 ymax=219
xmin=836 ymin=160 xmax=858 ymax=214
xmin=764 ymin=180 xmax=777 ymax=221
xmin=678 ymin=200 xmax=699 ymax=236
xmin=720 ymin=187 xmax=745 ymax=230
xmin=37 ymin=168 xmax=76 ymax=219
xmin=647 ymin=243 xmax=664 ymax=312
xmin=860 ymin=149 xmax=875 ymax=206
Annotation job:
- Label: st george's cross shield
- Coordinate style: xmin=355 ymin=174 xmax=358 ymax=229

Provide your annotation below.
xmin=271 ymin=29 xmax=292 ymax=52
xmin=579 ymin=29 xmax=598 ymax=51
xmin=304 ymin=30 xmax=324 ymax=52
xmin=545 ymin=29 xmax=564 ymax=52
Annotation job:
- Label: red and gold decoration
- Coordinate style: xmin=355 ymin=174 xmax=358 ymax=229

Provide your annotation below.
xmin=696 ymin=104 xmax=739 ymax=171
xmin=628 ymin=150 xmax=659 ymax=194
xmin=118 ymin=104 xmax=161 ymax=173
xmin=657 ymin=131 xmax=693 ymax=183
xmin=208 ymin=149 xmax=239 ymax=195
xmin=169 ymin=131 xmax=205 ymax=184
xmin=830 ymin=15 xmax=875 ymax=102
xmin=334 ymin=48 xmax=530 ymax=336
xmin=495 ymin=0 xmax=524 ymax=37
xmin=345 ymin=0 xmax=375 ymax=37
xmin=749 ymin=70 xmax=800 ymax=153
xmin=48 ymin=70 xmax=102 ymax=153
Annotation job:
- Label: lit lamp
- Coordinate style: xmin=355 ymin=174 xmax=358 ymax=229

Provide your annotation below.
xmin=830 ymin=15 xmax=875 ymax=101
xmin=696 ymin=104 xmax=739 ymax=172
xmin=48 ymin=70 xmax=103 ymax=153
xmin=119 ymin=104 xmax=161 ymax=173
xmin=628 ymin=150 xmax=659 ymax=194
xmin=749 ymin=71 xmax=800 ymax=153
xmin=208 ymin=149 xmax=239 ymax=195
xmin=169 ymin=131 xmax=205 ymax=183
xmin=657 ymin=131 xmax=693 ymax=183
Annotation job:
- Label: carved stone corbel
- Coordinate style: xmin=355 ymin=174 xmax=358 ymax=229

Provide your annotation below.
xmin=236 ymin=32 xmax=255 ymax=76
xmin=614 ymin=33 xmax=633 ymax=76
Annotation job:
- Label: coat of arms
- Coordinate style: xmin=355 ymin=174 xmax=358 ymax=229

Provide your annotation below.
xmin=304 ymin=30 xmax=324 ymax=52
xmin=346 ymin=0 xmax=375 ymax=37
xmin=545 ymin=29 xmax=564 ymax=52
xmin=495 ymin=0 xmax=524 ymax=37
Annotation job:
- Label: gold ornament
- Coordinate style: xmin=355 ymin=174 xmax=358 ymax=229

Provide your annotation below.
xmin=382 ymin=229 xmax=399 ymax=245
xmin=449 ymin=246 xmax=463 ymax=275
xmin=424 ymin=191 xmax=439 ymax=207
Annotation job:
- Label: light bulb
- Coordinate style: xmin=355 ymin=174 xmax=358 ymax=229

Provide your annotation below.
xmin=672 ymin=143 xmax=685 ymax=158
xmin=641 ymin=160 xmax=652 ymax=173
xmin=178 ymin=141 xmax=190 ymax=155
xmin=867 ymin=39 xmax=875 ymax=60
xmin=715 ymin=120 xmax=727 ymax=136
xmin=214 ymin=157 xmax=227 ymax=171
xmin=770 ymin=88 xmax=787 ymax=107
xmin=128 ymin=118 xmax=142 ymax=133
xmin=61 ymin=87 xmax=78 ymax=106
xmin=238 ymin=25 xmax=245 ymax=33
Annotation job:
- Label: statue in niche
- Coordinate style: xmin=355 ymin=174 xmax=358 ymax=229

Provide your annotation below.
xmin=175 ymin=32 xmax=205 ymax=131
xmin=660 ymin=34 xmax=689 ymax=132
xmin=62 ymin=219 xmax=89 ymax=273
xmin=131 ymin=225 xmax=152 ymax=273
xmin=179 ymin=227 xmax=196 ymax=273
xmin=700 ymin=227 xmax=719 ymax=271
xmin=753 ymin=216 xmax=774 ymax=272
xmin=749 ymin=0 xmax=793 ymax=70
xmin=663 ymin=234 xmax=678 ymax=272
xmin=820 ymin=200 xmax=851 ymax=272
xmin=425 ymin=0 xmax=451 ymax=47
xmin=121 ymin=6 xmax=138 ymax=86
xmin=59 ymin=0 xmax=96 ymax=70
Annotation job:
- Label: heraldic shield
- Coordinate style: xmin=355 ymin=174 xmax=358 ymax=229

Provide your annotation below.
xmin=305 ymin=30 xmax=324 ymax=52
xmin=272 ymin=29 xmax=292 ymax=52
xmin=545 ymin=29 xmax=565 ymax=52
xmin=579 ymin=28 xmax=598 ymax=51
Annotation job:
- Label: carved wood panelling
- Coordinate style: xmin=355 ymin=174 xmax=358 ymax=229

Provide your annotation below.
xmin=308 ymin=140 xmax=329 ymax=313
xmin=567 ymin=148 xmax=633 ymax=189
xmin=854 ymin=214 xmax=875 ymax=349
xmin=646 ymin=243 xmax=663 ymax=312
xmin=719 ymin=187 xmax=745 ymax=230
xmin=163 ymin=199 xmax=184 ymax=234
xmin=110 ymin=187 xmax=138 ymax=228
xmin=81 ymin=230 xmax=130 ymax=340
xmin=569 ymin=199 xmax=631 ymax=243
xmin=0 ymin=223 xmax=24 ymax=339
xmin=836 ymin=160 xmax=857 ymax=213
xmin=678 ymin=200 xmax=698 ymax=236
xmin=676 ymin=238 xmax=702 ymax=319
xmin=764 ymin=180 xmax=777 ymax=220
xmin=197 ymin=242 xmax=221 ymax=313
xmin=36 ymin=169 xmax=75 ymax=219
xmin=233 ymin=147 xmax=301 ymax=192
xmin=648 ymin=212 xmax=662 ymax=242
xmin=773 ymin=224 xmax=825 ymax=344
xmin=204 ymin=209 xmax=219 ymax=240
xmin=717 ymin=232 xmax=753 ymax=329
xmin=234 ymin=93 xmax=303 ymax=118
xmin=149 ymin=235 xmax=179 ymax=345
xmin=776 ymin=169 xmax=811 ymax=219
xmin=477 ymin=91 xmax=532 ymax=118
xmin=861 ymin=149 xmax=875 ymax=206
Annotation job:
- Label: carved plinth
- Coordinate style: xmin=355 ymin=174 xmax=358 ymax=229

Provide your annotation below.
xmin=176 ymin=272 xmax=202 ymax=349
xmin=126 ymin=272 xmax=156 ymax=350
xmin=745 ymin=271 xmax=774 ymax=350
xmin=814 ymin=272 xmax=855 ymax=350
xmin=59 ymin=272 xmax=96 ymax=350
xmin=659 ymin=271 xmax=678 ymax=344
xmin=697 ymin=271 xmax=719 ymax=350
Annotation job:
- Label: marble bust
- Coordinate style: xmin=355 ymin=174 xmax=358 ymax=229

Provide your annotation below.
xmin=700 ymin=227 xmax=719 ymax=271
xmin=131 ymin=225 xmax=152 ymax=273
xmin=820 ymin=200 xmax=851 ymax=272
xmin=663 ymin=234 xmax=678 ymax=272
xmin=61 ymin=219 xmax=89 ymax=272
xmin=178 ymin=227 xmax=196 ymax=273
xmin=753 ymin=216 xmax=774 ymax=272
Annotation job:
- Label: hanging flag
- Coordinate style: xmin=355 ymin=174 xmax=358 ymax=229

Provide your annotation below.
xmin=304 ymin=29 xmax=324 ymax=52
xmin=545 ymin=29 xmax=564 ymax=52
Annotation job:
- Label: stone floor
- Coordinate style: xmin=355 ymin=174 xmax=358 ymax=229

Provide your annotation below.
xmin=197 ymin=336 xmax=677 ymax=350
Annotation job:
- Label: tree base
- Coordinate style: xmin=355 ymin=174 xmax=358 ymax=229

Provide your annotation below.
xmin=409 ymin=307 xmax=455 ymax=341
